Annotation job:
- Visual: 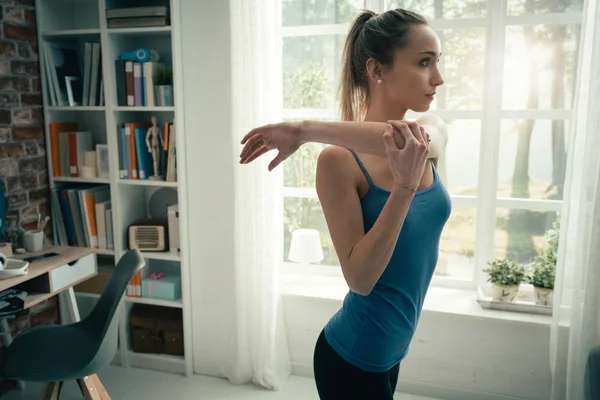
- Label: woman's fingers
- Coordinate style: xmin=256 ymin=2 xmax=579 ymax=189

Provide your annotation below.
xmin=240 ymin=134 xmax=265 ymax=159
xmin=387 ymin=120 xmax=416 ymax=143
xmin=241 ymin=145 xmax=269 ymax=164
xmin=240 ymin=125 xmax=266 ymax=145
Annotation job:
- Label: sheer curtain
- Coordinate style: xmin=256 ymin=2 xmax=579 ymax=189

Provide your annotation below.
xmin=221 ymin=0 xmax=291 ymax=391
xmin=549 ymin=0 xmax=600 ymax=398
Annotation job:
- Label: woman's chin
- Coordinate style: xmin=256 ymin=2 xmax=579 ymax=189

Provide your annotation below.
xmin=410 ymin=103 xmax=432 ymax=113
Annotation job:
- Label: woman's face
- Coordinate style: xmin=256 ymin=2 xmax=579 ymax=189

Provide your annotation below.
xmin=376 ymin=24 xmax=445 ymax=113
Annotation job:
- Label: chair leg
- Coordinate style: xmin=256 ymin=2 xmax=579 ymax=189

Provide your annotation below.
xmin=76 ymin=376 xmax=102 ymax=400
xmin=89 ymin=374 xmax=110 ymax=400
xmin=40 ymin=381 xmax=62 ymax=400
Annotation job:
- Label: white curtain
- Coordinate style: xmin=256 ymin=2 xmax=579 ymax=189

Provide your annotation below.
xmin=550 ymin=0 xmax=600 ymax=398
xmin=222 ymin=0 xmax=291 ymax=391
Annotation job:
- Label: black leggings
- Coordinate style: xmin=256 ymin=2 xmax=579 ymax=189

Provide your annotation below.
xmin=313 ymin=329 xmax=400 ymax=399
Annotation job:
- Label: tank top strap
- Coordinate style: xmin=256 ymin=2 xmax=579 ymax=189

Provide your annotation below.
xmin=348 ymin=149 xmax=373 ymax=187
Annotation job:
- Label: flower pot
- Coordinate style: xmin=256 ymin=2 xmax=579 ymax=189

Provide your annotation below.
xmin=491 ymin=284 xmax=519 ymax=303
xmin=534 ymin=287 xmax=553 ymax=306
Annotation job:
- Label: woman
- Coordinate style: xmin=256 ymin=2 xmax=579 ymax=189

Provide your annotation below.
xmin=239 ymin=8 xmax=451 ymax=399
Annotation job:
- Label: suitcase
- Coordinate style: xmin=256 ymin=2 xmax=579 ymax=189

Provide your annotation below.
xmin=129 ymin=304 xmax=184 ymax=356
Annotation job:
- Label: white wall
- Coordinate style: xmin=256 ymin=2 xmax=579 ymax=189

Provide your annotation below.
xmin=284 ymin=293 xmax=557 ymax=400
xmin=179 ymin=0 xmax=237 ymax=377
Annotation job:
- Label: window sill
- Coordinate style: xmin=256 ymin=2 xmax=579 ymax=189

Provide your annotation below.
xmin=280 ymin=272 xmax=553 ymax=326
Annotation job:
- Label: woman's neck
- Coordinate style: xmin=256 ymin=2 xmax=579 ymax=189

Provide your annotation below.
xmin=362 ymin=97 xmax=407 ymax=123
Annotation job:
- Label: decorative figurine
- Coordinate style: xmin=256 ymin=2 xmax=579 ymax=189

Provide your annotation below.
xmin=146 ymin=116 xmax=164 ymax=181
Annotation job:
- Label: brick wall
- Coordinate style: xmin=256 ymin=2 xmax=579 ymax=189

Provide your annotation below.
xmin=0 ymin=1 xmax=59 ymax=394
xmin=0 ymin=0 xmax=50 ymax=234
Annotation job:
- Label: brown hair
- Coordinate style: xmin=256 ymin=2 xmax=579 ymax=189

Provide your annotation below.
xmin=338 ymin=9 xmax=429 ymax=121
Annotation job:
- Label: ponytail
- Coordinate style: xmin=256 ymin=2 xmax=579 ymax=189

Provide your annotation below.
xmin=338 ymin=10 xmax=377 ymax=122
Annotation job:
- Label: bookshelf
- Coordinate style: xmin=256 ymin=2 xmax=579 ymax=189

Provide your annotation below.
xmin=35 ymin=0 xmax=192 ymax=376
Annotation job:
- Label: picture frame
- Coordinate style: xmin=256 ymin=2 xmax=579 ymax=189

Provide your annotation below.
xmin=96 ymin=144 xmax=109 ymax=179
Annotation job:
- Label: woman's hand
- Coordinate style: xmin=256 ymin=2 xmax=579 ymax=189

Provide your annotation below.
xmin=383 ymin=120 xmax=430 ymax=191
xmin=239 ymin=122 xmax=303 ymax=171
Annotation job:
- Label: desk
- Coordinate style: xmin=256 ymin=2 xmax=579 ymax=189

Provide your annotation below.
xmin=0 ymin=246 xmax=97 ymax=392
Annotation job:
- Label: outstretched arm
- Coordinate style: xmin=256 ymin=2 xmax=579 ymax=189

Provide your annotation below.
xmin=239 ymin=114 xmax=447 ymax=171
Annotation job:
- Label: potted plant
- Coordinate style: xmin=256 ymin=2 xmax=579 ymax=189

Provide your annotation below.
xmin=154 ymin=66 xmax=174 ymax=106
xmin=483 ymin=258 xmax=526 ymax=303
xmin=528 ymin=216 xmax=559 ymax=306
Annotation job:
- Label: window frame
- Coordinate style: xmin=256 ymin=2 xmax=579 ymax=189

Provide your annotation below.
xmin=281 ymin=0 xmax=581 ymax=293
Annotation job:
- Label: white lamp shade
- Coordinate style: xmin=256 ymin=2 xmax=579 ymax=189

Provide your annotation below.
xmin=288 ymin=228 xmax=324 ymax=264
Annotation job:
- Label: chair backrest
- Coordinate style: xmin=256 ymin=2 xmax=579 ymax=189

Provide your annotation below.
xmin=79 ymin=249 xmax=145 ymax=371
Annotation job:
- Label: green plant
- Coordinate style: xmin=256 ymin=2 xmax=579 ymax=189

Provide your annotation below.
xmin=526 ymin=214 xmax=560 ymax=289
xmin=483 ymin=258 xmax=526 ymax=286
xmin=154 ymin=66 xmax=173 ymax=86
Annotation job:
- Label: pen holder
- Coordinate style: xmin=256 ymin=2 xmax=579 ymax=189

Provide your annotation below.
xmin=23 ymin=230 xmax=43 ymax=252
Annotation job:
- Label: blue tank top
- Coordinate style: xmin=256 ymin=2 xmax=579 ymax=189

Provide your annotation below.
xmin=324 ymin=150 xmax=452 ymax=372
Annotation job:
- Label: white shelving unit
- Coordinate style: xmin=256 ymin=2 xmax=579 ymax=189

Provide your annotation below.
xmin=35 ymin=0 xmax=192 ymax=377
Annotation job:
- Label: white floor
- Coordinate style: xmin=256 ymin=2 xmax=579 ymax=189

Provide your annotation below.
xmin=3 ymin=366 xmax=442 ymax=400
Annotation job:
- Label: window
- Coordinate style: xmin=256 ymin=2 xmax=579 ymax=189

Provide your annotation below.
xmin=281 ymin=0 xmax=583 ymax=291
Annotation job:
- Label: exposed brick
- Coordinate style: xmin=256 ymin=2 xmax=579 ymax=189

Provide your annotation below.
xmin=38 ymin=199 xmax=49 ymax=215
xmin=23 ymin=140 xmax=38 ymax=155
xmin=18 ymin=156 xmax=45 ymax=173
xmin=17 ymin=43 xmax=30 ymax=59
xmin=0 ymin=93 xmax=19 ymax=107
xmin=0 ymin=128 xmax=10 ymax=143
xmin=0 ymin=110 xmax=10 ymax=125
xmin=0 ymin=76 xmax=30 ymax=91
xmin=7 ymin=192 xmax=27 ymax=208
xmin=5 ymin=7 xmax=25 ymax=24
xmin=11 ymin=60 xmax=37 ymax=75
xmin=0 ymin=60 xmax=9 ymax=75
xmin=20 ymin=93 xmax=41 ymax=106
xmin=31 ymin=77 xmax=40 ymax=92
xmin=30 ymin=107 xmax=43 ymax=122
xmin=30 ymin=306 xmax=58 ymax=328
xmin=12 ymin=109 xmax=30 ymax=124
xmin=28 ymin=188 xmax=47 ymax=202
xmin=37 ymin=141 xmax=45 ymax=155
xmin=3 ymin=23 xmax=36 ymax=42
xmin=6 ymin=173 xmax=37 ymax=192
xmin=28 ymin=42 xmax=37 ymax=60
xmin=20 ymin=203 xmax=39 ymax=223
xmin=0 ymin=41 xmax=17 ymax=59
xmin=12 ymin=125 xmax=41 ymax=140
xmin=25 ymin=9 xmax=36 ymax=25
xmin=0 ymin=143 xmax=25 ymax=159
xmin=38 ymin=171 xmax=47 ymax=187
xmin=0 ymin=159 xmax=19 ymax=176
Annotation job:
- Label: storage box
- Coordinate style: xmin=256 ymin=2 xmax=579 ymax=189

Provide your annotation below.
xmin=141 ymin=273 xmax=181 ymax=301
xmin=129 ymin=304 xmax=184 ymax=356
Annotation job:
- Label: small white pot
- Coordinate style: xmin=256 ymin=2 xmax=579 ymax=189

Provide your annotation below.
xmin=491 ymin=284 xmax=519 ymax=303
xmin=534 ymin=287 xmax=554 ymax=306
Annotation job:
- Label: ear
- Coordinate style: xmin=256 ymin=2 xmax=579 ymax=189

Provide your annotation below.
xmin=365 ymin=58 xmax=383 ymax=84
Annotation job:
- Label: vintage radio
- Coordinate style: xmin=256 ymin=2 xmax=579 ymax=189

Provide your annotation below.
xmin=127 ymin=219 xmax=169 ymax=252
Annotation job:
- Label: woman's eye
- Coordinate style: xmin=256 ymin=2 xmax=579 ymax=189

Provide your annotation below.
xmin=420 ymin=60 xmax=430 ymax=67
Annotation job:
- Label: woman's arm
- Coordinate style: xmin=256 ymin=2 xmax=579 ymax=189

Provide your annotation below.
xmin=298 ymin=114 xmax=447 ymax=159
xmin=316 ymin=146 xmax=415 ymax=296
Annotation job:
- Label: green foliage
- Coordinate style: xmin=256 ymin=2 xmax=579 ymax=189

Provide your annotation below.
xmin=483 ymin=258 xmax=526 ymax=286
xmin=526 ymin=215 xmax=560 ymax=289
xmin=154 ymin=66 xmax=173 ymax=86
xmin=283 ymin=61 xmax=329 ymax=109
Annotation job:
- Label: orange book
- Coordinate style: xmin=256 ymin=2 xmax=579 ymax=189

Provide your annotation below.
xmin=49 ymin=121 xmax=78 ymax=176
xmin=127 ymin=122 xmax=152 ymax=180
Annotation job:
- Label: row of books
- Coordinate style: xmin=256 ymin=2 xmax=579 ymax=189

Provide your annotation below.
xmin=119 ymin=120 xmax=177 ymax=182
xmin=42 ymin=41 xmax=103 ymax=107
xmin=51 ymin=185 xmax=114 ymax=250
xmin=114 ymin=60 xmax=171 ymax=107
xmin=106 ymin=5 xmax=170 ymax=29
xmin=48 ymin=121 xmax=94 ymax=178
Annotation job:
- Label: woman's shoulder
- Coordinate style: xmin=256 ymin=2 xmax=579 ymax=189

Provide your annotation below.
xmin=317 ymin=146 xmax=362 ymax=186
